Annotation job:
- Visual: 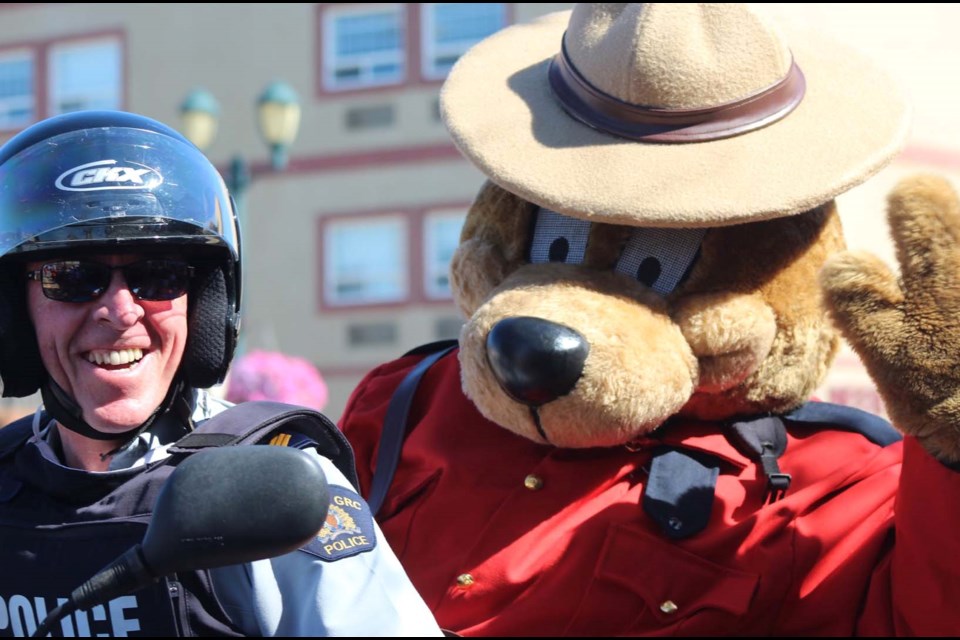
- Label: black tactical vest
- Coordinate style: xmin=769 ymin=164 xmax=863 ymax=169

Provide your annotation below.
xmin=0 ymin=401 xmax=356 ymax=638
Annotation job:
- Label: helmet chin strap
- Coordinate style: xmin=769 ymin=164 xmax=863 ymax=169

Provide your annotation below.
xmin=40 ymin=376 xmax=191 ymax=447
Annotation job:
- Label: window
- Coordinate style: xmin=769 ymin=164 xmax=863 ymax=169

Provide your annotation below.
xmin=423 ymin=209 xmax=466 ymax=299
xmin=47 ymin=37 xmax=122 ymax=115
xmin=421 ymin=3 xmax=507 ymax=79
xmin=316 ymin=4 xmax=510 ymax=92
xmin=323 ymin=4 xmax=405 ymax=91
xmin=0 ymin=33 xmax=122 ymax=130
xmin=0 ymin=50 xmax=34 ymax=129
xmin=325 ymin=215 xmax=408 ymax=305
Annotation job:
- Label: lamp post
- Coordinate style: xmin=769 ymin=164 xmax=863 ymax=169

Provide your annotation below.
xmin=179 ymin=82 xmax=301 ymax=359
xmin=178 ymin=81 xmax=302 ymax=235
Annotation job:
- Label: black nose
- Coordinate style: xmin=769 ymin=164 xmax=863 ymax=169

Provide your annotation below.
xmin=485 ymin=316 xmax=589 ymax=406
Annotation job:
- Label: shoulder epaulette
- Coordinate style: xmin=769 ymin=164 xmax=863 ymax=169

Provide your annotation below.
xmin=169 ymin=401 xmax=360 ymax=490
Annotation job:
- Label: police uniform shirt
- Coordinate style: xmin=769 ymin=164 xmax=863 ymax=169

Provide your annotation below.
xmin=29 ymin=390 xmax=443 ymax=637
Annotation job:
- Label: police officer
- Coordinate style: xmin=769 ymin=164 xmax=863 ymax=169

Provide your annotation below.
xmin=0 ymin=110 xmax=443 ymax=637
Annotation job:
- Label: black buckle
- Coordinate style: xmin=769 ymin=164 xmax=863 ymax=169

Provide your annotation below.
xmin=761 ymin=448 xmax=791 ymax=503
xmin=765 ymin=472 xmax=791 ymax=503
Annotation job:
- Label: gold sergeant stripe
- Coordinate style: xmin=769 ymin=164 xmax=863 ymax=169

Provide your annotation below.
xmin=269 ymin=433 xmax=291 ymax=447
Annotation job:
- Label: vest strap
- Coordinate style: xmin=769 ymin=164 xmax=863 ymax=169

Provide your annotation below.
xmin=368 ymin=343 xmax=457 ymax=516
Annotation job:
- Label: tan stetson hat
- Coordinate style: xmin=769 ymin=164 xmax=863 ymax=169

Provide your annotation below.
xmin=440 ymin=4 xmax=911 ymax=227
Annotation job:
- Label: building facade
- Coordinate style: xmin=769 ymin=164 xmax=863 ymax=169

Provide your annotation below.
xmin=1 ymin=3 xmax=958 ymax=421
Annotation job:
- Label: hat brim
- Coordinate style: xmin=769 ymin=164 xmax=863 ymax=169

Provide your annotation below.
xmin=440 ymin=11 xmax=911 ymax=227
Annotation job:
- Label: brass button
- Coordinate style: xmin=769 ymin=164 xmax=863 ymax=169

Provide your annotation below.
xmin=456 ymin=573 xmax=475 ymax=587
xmin=524 ymin=474 xmax=544 ymax=490
xmin=660 ymin=600 xmax=678 ymax=614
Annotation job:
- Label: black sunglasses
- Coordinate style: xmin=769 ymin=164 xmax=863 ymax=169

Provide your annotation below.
xmin=26 ymin=259 xmax=194 ymax=303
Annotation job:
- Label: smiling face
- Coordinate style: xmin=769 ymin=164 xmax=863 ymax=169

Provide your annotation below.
xmin=26 ymin=252 xmax=189 ymax=434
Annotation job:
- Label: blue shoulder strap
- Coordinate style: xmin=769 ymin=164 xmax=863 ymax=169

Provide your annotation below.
xmin=368 ymin=340 xmax=458 ymax=516
xmin=784 ymin=400 xmax=902 ymax=446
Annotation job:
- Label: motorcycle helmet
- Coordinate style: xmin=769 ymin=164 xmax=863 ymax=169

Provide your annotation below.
xmin=0 ymin=110 xmax=241 ymax=399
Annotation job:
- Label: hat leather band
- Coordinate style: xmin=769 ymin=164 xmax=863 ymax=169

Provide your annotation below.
xmin=548 ymin=39 xmax=806 ymax=143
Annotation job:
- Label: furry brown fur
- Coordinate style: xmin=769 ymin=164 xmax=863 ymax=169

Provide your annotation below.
xmin=452 ymin=181 xmax=846 ymax=447
xmin=822 ymin=174 xmax=960 ymax=463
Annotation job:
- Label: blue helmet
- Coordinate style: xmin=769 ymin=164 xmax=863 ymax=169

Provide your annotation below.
xmin=0 ymin=110 xmax=242 ymax=396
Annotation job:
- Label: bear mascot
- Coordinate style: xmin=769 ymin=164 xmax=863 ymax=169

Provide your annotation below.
xmin=340 ymin=4 xmax=960 ymax=636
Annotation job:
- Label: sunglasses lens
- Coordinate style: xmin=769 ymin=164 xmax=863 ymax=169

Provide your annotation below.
xmin=124 ymin=260 xmax=192 ymax=301
xmin=37 ymin=259 xmax=192 ymax=302
xmin=41 ymin=261 xmax=110 ymax=302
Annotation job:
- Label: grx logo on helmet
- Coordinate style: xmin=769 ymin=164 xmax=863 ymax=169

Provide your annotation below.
xmin=55 ymin=159 xmax=162 ymax=192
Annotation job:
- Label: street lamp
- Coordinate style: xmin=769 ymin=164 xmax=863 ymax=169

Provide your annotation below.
xmin=179 ymin=82 xmax=301 ymax=360
xmin=178 ymin=81 xmax=302 ymax=223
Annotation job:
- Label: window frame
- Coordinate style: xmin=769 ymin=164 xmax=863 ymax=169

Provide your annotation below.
xmin=320 ymin=3 xmax=408 ymax=93
xmin=317 ymin=201 xmax=472 ymax=312
xmin=315 ymin=3 xmax=513 ymax=97
xmin=420 ymin=3 xmax=508 ymax=81
xmin=0 ymin=30 xmax=125 ymax=135
xmin=321 ymin=212 xmax=411 ymax=308
xmin=47 ymin=35 xmax=123 ymax=116
xmin=0 ymin=47 xmax=35 ymax=130
xmin=422 ymin=207 xmax=467 ymax=300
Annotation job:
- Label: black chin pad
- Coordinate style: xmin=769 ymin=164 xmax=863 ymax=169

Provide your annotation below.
xmin=0 ymin=264 xmax=44 ymax=397
xmin=182 ymin=265 xmax=233 ymax=389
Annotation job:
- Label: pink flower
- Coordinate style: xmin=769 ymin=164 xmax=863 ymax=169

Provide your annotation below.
xmin=224 ymin=349 xmax=328 ymax=411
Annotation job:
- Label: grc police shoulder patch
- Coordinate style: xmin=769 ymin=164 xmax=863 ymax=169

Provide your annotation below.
xmin=299 ymin=485 xmax=378 ymax=561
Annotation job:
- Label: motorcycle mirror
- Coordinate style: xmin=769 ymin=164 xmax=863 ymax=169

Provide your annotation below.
xmin=143 ymin=445 xmax=330 ymax=573
xmin=31 ymin=445 xmax=329 ymax=638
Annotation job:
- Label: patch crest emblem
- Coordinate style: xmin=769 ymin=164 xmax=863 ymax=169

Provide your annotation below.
xmin=300 ymin=485 xmax=377 ymax=561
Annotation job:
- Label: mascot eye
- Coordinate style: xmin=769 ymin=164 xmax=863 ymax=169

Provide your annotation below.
xmin=614 ymin=227 xmax=706 ymax=295
xmin=529 ymin=208 xmax=591 ymax=265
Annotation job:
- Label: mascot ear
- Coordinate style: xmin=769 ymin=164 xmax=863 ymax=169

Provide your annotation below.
xmin=450 ymin=181 xmax=539 ymax=316
xmin=0 ymin=264 xmax=44 ymax=398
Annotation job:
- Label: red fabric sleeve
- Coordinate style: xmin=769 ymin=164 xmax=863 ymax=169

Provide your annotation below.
xmin=858 ymin=436 xmax=960 ymax=636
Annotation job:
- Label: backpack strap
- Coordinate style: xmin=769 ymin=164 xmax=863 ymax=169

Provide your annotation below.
xmin=368 ymin=340 xmax=458 ymax=516
xmin=644 ymin=414 xmax=796 ymax=540
xmin=784 ymin=400 xmax=902 ymax=446
xmin=723 ymin=402 xmax=901 ymax=506
xmin=726 ymin=416 xmax=792 ymax=503
xmin=169 ymin=400 xmax=360 ymax=491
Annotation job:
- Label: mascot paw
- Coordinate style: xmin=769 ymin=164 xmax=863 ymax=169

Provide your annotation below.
xmin=821 ymin=174 xmax=960 ymax=463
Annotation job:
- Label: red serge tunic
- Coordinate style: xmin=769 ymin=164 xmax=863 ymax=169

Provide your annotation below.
xmin=340 ymin=349 xmax=960 ymax=637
